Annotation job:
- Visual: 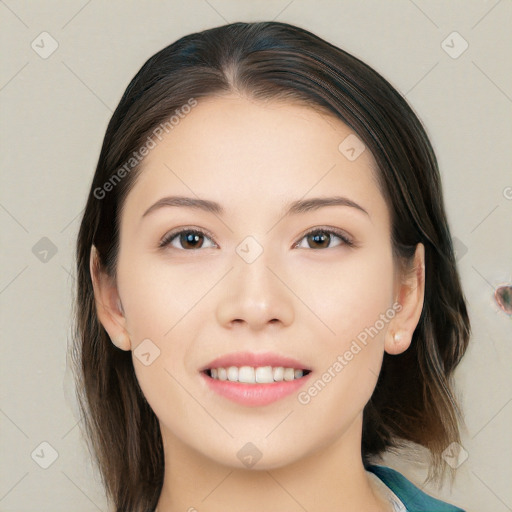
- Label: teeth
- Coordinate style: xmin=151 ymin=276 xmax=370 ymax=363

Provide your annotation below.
xmin=255 ymin=366 xmax=273 ymax=383
xmin=227 ymin=366 xmax=238 ymax=381
xmin=238 ymin=366 xmax=255 ymax=383
xmin=284 ymin=368 xmax=295 ymax=381
xmin=207 ymin=366 xmax=307 ymax=384
xmin=273 ymin=366 xmax=284 ymax=381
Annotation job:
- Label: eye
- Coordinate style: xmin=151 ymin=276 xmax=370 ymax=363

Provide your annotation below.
xmin=294 ymin=228 xmax=354 ymax=250
xmin=159 ymin=226 xmax=354 ymax=251
xmin=159 ymin=228 xmax=216 ymax=250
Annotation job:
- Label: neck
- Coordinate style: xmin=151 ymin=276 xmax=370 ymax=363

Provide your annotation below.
xmin=155 ymin=415 xmax=393 ymax=512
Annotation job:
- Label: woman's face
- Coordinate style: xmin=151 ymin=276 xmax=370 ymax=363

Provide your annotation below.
xmin=111 ymin=94 xmax=402 ymax=469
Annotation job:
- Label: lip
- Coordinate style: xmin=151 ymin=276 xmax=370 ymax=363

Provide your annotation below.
xmin=200 ymin=371 xmax=313 ymax=407
xmin=198 ymin=351 xmax=313 ymax=407
xmin=200 ymin=351 xmax=312 ymax=372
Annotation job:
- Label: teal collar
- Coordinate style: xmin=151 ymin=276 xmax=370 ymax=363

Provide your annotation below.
xmin=365 ymin=464 xmax=465 ymax=512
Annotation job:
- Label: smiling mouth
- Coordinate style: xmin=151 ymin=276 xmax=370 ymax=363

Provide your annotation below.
xmin=203 ymin=366 xmax=312 ymax=384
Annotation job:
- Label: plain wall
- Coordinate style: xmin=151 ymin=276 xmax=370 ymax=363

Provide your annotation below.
xmin=0 ymin=1 xmax=511 ymax=511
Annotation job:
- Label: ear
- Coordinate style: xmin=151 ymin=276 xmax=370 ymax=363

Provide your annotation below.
xmin=89 ymin=245 xmax=131 ymax=351
xmin=385 ymin=243 xmax=425 ymax=355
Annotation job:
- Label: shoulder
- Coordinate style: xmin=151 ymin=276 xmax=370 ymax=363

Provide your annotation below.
xmin=366 ymin=464 xmax=466 ymax=512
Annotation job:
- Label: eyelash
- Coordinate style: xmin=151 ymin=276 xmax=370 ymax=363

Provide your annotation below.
xmin=158 ymin=226 xmax=355 ymax=250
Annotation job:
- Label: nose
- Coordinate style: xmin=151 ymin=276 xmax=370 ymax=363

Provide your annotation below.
xmin=215 ymin=245 xmax=295 ymax=331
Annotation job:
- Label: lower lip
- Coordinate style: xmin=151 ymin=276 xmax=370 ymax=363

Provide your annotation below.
xmin=200 ymin=371 xmax=313 ymax=407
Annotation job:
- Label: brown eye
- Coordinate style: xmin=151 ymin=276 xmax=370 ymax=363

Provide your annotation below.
xmin=308 ymin=231 xmax=330 ymax=249
xmin=159 ymin=229 xmax=216 ymax=250
xmin=178 ymin=231 xmax=204 ymax=249
xmin=295 ymin=228 xmax=353 ymax=250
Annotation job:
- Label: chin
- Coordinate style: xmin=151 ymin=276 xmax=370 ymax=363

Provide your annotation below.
xmin=202 ymin=437 xmax=310 ymax=472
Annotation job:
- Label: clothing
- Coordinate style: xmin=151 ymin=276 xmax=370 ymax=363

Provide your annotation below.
xmin=366 ymin=464 xmax=465 ymax=512
xmin=367 ymin=470 xmax=408 ymax=511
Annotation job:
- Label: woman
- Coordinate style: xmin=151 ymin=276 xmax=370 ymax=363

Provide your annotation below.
xmin=72 ymin=21 xmax=470 ymax=511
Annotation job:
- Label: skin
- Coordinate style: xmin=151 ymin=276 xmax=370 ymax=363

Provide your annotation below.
xmin=91 ymin=94 xmax=425 ymax=512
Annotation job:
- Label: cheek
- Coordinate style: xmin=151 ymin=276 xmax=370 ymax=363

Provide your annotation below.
xmin=117 ymin=256 xmax=210 ymax=342
xmin=121 ymin=260 xmax=205 ymax=430
xmin=292 ymin=242 xmax=395 ymax=408
xmin=294 ymin=244 xmax=395 ymax=346
xmin=116 ymin=256 xmax=214 ymax=404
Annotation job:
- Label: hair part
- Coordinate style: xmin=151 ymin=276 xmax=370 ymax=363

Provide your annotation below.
xmin=72 ymin=21 xmax=471 ymax=511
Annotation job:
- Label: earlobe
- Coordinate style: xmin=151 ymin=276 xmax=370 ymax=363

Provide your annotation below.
xmin=89 ymin=245 xmax=131 ymax=351
xmin=386 ymin=330 xmax=410 ymax=355
xmin=385 ymin=243 xmax=425 ymax=355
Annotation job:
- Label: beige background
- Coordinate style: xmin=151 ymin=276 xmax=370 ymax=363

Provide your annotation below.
xmin=1 ymin=1 xmax=511 ymax=511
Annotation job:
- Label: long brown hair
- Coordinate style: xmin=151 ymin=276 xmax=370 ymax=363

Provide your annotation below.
xmin=71 ymin=21 xmax=471 ymax=512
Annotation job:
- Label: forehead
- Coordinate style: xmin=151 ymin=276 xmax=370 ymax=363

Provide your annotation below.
xmin=121 ymin=94 xmax=388 ymax=227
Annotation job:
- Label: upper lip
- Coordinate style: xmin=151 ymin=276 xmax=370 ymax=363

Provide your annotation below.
xmin=200 ymin=351 xmax=312 ymax=372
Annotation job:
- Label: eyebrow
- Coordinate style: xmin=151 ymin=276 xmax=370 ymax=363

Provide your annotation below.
xmin=141 ymin=195 xmax=369 ymax=219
